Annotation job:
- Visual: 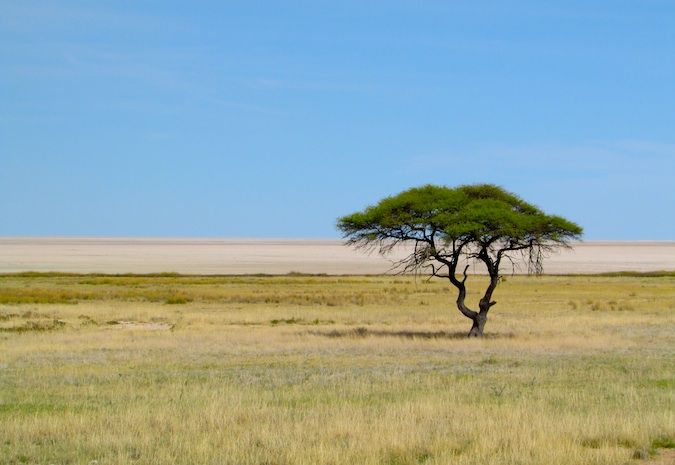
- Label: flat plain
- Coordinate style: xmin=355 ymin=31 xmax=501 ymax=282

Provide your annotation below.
xmin=1 ymin=238 xmax=675 ymax=274
xmin=1 ymin=272 xmax=674 ymax=465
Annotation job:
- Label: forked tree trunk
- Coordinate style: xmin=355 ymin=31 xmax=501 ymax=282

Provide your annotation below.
xmin=452 ymin=278 xmax=493 ymax=338
xmin=445 ymin=254 xmax=498 ymax=338
xmin=465 ymin=271 xmax=499 ymax=337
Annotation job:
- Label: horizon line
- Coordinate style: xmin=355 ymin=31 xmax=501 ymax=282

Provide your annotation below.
xmin=0 ymin=236 xmax=673 ymax=243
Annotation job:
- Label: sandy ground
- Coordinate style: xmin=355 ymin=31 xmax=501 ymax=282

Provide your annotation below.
xmin=0 ymin=237 xmax=673 ymax=275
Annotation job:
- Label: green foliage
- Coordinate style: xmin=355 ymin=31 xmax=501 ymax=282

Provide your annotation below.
xmin=337 ymin=184 xmax=582 ymax=247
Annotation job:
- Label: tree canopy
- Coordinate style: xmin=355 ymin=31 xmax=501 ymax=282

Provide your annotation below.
xmin=337 ymin=184 xmax=583 ymax=336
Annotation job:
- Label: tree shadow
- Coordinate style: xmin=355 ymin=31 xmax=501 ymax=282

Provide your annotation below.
xmin=308 ymin=327 xmax=514 ymax=339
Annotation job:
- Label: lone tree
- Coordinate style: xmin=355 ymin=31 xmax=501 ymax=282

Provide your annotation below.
xmin=337 ymin=184 xmax=582 ymax=337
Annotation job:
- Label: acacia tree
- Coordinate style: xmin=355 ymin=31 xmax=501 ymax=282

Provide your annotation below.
xmin=337 ymin=184 xmax=582 ymax=337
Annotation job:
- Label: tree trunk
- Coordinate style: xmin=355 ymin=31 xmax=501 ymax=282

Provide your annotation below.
xmin=467 ymin=312 xmax=487 ymax=337
xmin=466 ymin=268 xmax=499 ymax=337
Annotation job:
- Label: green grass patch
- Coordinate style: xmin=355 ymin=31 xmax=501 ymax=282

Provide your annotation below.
xmin=651 ymin=436 xmax=675 ymax=449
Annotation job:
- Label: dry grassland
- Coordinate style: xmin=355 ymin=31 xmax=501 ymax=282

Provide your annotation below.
xmin=0 ymin=274 xmax=673 ymax=465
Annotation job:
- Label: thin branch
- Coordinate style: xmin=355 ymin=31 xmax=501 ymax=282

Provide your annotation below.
xmin=461 ymin=264 xmax=469 ymax=283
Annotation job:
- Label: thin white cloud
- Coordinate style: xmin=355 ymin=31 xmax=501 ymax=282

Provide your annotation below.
xmin=408 ymin=141 xmax=675 ymax=179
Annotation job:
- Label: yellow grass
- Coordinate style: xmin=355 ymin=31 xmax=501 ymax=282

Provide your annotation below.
xmin=0 ymin=274 xmax=673 ymax=465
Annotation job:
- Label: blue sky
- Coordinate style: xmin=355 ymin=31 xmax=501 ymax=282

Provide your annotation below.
xmin=1 ymin=1 xmax=674 ymax=239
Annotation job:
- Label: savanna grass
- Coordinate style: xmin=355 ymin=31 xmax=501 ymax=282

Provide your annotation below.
xmin=0 ymin=274 xmax=673 ymax=465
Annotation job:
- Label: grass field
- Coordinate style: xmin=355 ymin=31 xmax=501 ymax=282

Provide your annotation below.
xmin=1 ymin=273 xmax=673 ymax=465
